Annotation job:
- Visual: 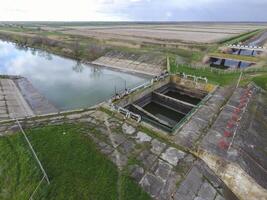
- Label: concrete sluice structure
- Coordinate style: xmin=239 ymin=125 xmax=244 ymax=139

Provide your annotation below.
xmin=209 ymin=57 xmax=255 ymax=70
xmin=231 ymin=48 xmax=261 ymax=56
xmin=116 ymin=75 xmax=212 ymax=133
xmin=113 ymin=74 xmax=267 ymax=200
xmin=126 ymin=82 xmax=207 ymax=132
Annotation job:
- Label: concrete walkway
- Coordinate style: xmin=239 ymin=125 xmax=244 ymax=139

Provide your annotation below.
xmin=0 ymin=78 xmax=34 ymax=119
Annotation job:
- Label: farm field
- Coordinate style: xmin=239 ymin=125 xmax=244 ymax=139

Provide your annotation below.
xmin=56 ymin=22 xmax=267 ymax=44
xmin=9 ymin=22 xmax=266 ymax=45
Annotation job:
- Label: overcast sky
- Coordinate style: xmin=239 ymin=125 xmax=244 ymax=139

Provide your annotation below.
xmin=1 ymin=0 xmax=267 ymax=21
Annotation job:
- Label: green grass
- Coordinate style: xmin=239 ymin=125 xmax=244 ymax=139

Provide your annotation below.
xmin=170 ymin=64 xmax=240 ymax=86
xmin=0 ymin=132 xmax=41 ymax=200
xmin=0 ymin=124 xmax=151 ymax=200
xmin=252 ymin=75 xmax=267 ymax=90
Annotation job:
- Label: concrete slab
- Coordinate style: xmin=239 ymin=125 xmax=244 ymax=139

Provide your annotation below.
xmin=160 ymin=147 xmax=186 ymax=166
xmin=140 ymin=173 xmax=165 ymax=198
xmin=130 ymin=165 xmax=145 ymax=182
xmin=135 ymin=131 xmax=152 ymax=143
xmin=197 ymin=181 xmax=217 ymax=200
xmin=154 ymin=159 xmax=173 ymax=181
xmin=151 ymin=139 xmax=166 ymax=155
xmin=122 ymin=123 xmax=136 ymax=135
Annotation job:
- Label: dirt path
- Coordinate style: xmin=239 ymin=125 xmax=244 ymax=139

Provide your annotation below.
xmin=104 ymin=117 xmax=122 ymax=200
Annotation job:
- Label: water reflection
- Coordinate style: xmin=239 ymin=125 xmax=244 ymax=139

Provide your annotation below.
xmin=72 ymin=61 xmax=84 ymax=73
xmin=232 ymin=49 xmax=258 ymax=56
xmin=13 ymin=43 xmax=53 ymax=60
xmin=0 ymin=40 xmax=148 ymax=110
xmin=209 ymin=57 xmax=253 ymax=69
xmin=14 ymin=43 xmax=28 ymax=52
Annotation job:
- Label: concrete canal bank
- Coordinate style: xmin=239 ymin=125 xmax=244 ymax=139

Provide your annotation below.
xmin=0 ymin=76 xmax=57 ymax=120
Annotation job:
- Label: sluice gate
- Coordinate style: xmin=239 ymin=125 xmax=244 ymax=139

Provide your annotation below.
xmin=126 ymin=82 xmax=207 ymax=132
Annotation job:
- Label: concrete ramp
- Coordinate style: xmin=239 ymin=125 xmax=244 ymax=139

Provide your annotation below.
xmin=92 ymin=51 xmax=166 ymax=76
xmin=199 ymin=85 xmax=267 ymax=200
xmin=15 ymin=77 xmax=58 ymax=115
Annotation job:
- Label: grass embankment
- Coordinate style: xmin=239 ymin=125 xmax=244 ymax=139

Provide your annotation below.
xmin=170 ymin=59 xmax=267 ymax=90
xmin=219 ymin=29 xmax=262 ymax=45
xmin=169 ymin=63 xmax=240 ymax=86
xmin=252 ymin=75 xmax=267 ymax=90
xmin=0 ymin=28 xmax=107 ymax=61
xmin=0 ymin=124 xmax=150 ymax=200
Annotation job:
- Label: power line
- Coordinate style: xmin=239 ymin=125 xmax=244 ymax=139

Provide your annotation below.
xmin=15 ymin=118 xmax=50 ymax=184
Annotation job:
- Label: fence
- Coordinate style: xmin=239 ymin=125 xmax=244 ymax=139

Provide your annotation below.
xmin=110 ymin=104 xmax=141 ymax=123
xmin=110 ymin=72 xmax=169 ymax=102
xmin=227 ymin=44 xmax=266 ymax=50
xmin=175 ymin=64 xmax=267 ymax=75
xmin=180 ymin=72 xmax=208 ymax=83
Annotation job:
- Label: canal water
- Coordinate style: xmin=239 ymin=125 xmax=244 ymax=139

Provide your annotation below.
xmin=210 ymin=57 xmax=253 ymax=69
xmin=0 ymin=40 xmax=148 ymax=110
xmin=143 ymin=102 xmax=185 ymax=127
xmin=232 ymin=49 xmax=258 ymax=56
xmin=164 ymin=91 xmax=201 ymax=105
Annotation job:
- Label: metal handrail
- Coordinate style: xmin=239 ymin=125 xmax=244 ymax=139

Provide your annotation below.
xmin=113 ymin=104 xmax=142 ymax=123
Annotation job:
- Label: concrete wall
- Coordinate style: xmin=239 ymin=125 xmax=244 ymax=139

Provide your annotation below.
xmin=152 ymin=92 xmax=193 ymax=114
xmin=115 ymin=76 xmax=170 ymax=107
xmin=170 ymin=75 xmax=215 ymax=94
